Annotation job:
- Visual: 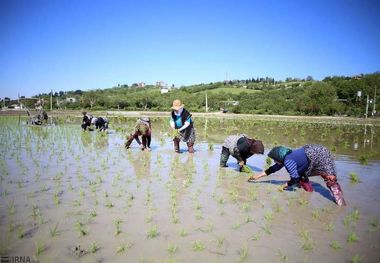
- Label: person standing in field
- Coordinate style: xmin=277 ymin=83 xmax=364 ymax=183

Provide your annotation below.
xmin=170 ymin=99 xmax=196 ymax=153
xmin=125 ymin=117 xmax=152 ymax=151
xmin=249 ymin=144 xmax=346 ymax=206
xmin=220 ymin=135 xmax=264 ymax=171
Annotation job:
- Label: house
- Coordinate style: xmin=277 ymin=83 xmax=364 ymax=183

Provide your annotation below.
xmin=138 ymin=82 xmax=146 ymax=88
xmin=160 ymin=87 xmax=169 ymax=94
xmin=65 ymin=97 xmax=77 ymax=103
xmin=157 ymin=81 xmax=170 ymax=94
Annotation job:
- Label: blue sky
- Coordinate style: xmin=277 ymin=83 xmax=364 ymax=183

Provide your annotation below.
xmin=1 ymin=0 xmax=379 ymax=98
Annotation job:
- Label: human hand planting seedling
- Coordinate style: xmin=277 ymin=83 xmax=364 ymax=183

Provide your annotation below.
xmin=240 ymin=165 xmax=253 ymax=173
xmin=278 ymin=184 xmax=288 ymax=192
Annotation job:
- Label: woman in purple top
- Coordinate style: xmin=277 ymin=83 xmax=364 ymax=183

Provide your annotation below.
xmin=249 ymin=144 xmax=346 ymax=206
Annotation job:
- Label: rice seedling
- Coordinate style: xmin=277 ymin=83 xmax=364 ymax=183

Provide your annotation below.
xmin=35 ymin=240 xmax=45 ymax=257
xmin=167 ymin=243 xmax=178 ymax=254
xmin=145 ymin=213 xmax=153 ymax=223
xmin=105 ymin=200 xmax=114 ymax=208
xmin=30 ymin=204 xmax=41 ymax=219
xmin=147 ymin=225 xmax=159 ymax=239
xmin=49 ymin=223 xmax=59 ymax=237
xmin=264 ymin=211 xmax=274 ymax=222
xmin=350 ymin=254 xmax=363 ymax=263
xmin=171 ymin=213 xmax=180 ymax=224
xmin=16 ymin=225 xmax=25 ymax=239
xmin=232 ymin=222 xmax=241 ymax=230
xmin=195 ymin=210 xmax=203 ymax=220
xmin=368 ymin=217 xmax=379 ymax=232
xmin=298 ymin=228 xmax=315 ymax=252
xmin=358 ymin=154 xmax=369 ymax=165
xmin=75 ymin=221 xmax=88 ymax=236
xmin=262 ymin=224 xmax=272 ymax=235
xmin=351 ymin=208 xmax=360 ymax=221
xmin=298 ymin=198 xmax=309 ymax=207
xmin=238 ymin=246 xmax=248 ymax=262
xmin=216 ymin=236 xmax=225 ymax=248
xmin=349 ymin=173 xmax=361 ymax=184
xmin=114 ymin=219 xmax=122 ymax=236
xmin=116 ymin=243 xmax=132 ymax=254
xmin=329 ymin=240 xmax=342 ymax=250
xmin=277 ymin=249 xmax=288 ymax=262
xmin=90 ymin=209 xmax=97 ymax=218
xmin=251 ymin=233 xmax=260 ymax=241
xmin=347 ymin=231 xmax=359 ymax=243
xmin=326 ymin=223 xmax=335 ymax=232
xmin=179 ymin=228 xmax=188 ymax=237
xmin=89 ymin=242 xmax=99 ymax=253
xmin=53 ymin=191 xmax=61 ymax=205
xmin=8 ymin=201 xmax=16 ymax=215
xmin=241 ymin=165 xmax=253 ymax=173
xmin=312 ymin=209 xmax=321 ymax=220
xmin=192 ymin=240 xmax=205 ymax=252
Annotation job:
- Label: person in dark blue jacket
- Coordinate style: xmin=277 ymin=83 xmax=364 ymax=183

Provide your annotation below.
xmin=249 ymin=144 xmax=346 ymax=206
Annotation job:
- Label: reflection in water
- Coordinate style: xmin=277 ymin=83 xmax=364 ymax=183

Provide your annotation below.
xmin=129 ymin=150 xmax=151 ymax=179
xmin=363 ymin=124 xmax=375 ymax=150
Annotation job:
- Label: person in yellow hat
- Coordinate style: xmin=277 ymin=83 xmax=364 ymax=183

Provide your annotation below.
xmin=170 ymin=99 xmax=196 ymax=153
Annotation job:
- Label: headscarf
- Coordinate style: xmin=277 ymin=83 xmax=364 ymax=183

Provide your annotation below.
xmin=250 ymin=140 xmax=264 ymax=154
xmin=268 ymin=146 xmax=292 ymax=163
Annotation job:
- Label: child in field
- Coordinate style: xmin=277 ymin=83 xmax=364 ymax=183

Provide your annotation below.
xmin=170 ymin=99 xmax=196 ymax=153
xmin=125 ymin=117 xmax=152 ymax=151
xmin=249 ymin=144 xmax=346 ymax=206
xmin=220 ymin=135 xmax=264 ymax=171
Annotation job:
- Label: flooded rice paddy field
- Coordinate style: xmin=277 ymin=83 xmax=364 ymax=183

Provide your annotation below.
xmin=0 ymin=116 xmax=380 ymax=263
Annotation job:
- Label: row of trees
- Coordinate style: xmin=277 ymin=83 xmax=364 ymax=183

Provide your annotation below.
xmin=34 ymin=73 xmax=379 ymax=117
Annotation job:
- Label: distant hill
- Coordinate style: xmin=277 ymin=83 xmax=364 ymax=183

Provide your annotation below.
xmin=30 ymin=73 xmax=379 ymax=117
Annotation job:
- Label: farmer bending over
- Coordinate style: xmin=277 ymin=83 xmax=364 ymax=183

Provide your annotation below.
xmin=220 ymin=135 xmax=264 ymax=171
xmin=81 ymin=111 xmax=93 ymax=131
xmin=125 ymin=117 xmax=152 ymax=151
xmin=249 ymin=144 xmax=346 ymax=206
xmin=92 ymin=117 xmax=109 ymax=132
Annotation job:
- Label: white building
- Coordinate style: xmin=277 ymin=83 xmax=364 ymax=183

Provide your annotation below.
xmin=65 ymin=97 xmax=77 ymax=103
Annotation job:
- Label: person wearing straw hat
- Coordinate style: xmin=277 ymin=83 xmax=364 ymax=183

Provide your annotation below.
xmin=125 ymin=117 xmax=152 ymax=151
xmin=170 ymin=99 xmax=196 ymax=153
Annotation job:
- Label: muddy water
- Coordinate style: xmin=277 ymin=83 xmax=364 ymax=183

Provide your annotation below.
xmin=0 ymin=116 xmax=379 ymax=263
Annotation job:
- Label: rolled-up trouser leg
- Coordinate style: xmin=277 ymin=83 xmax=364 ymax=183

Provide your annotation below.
xmin=173 ymin=138 xmax=180 ymax=153
xmin=187 ymin=142 xmax=194 ymax=153
xmin=323 ymin=174 xmax=346 ymax=206
xmin=220 ymin=146 xmax=230 ymax=167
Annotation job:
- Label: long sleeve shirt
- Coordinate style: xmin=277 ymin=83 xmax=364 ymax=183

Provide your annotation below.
xmin=265 ymin=147 xmax=309 ymax=186
xmin=223 ymin=135 xmax=253 ymax=162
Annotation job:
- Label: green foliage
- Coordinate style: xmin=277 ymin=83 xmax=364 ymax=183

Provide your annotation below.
xmin=35 ymin=73 xmax=380 ymax=117
xmin=241 ymin=165 xmax=253 ymax=173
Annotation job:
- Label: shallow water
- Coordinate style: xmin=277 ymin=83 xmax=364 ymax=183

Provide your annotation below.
xmin=0 ymin=116 xmax=379 ymax=263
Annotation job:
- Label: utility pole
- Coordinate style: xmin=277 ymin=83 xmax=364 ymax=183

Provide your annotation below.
xmin=205 ymin=93 xmax=208 ymax=113
xmin=365 ymin=95 xmax=369 ymax=119
xmin=50 ymin=91 xmax=52 ymax=111
xmin=18 ymin=93 xmax=21 ymax=125
xmin=372 ymin=85 xmax=377 ymax=116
